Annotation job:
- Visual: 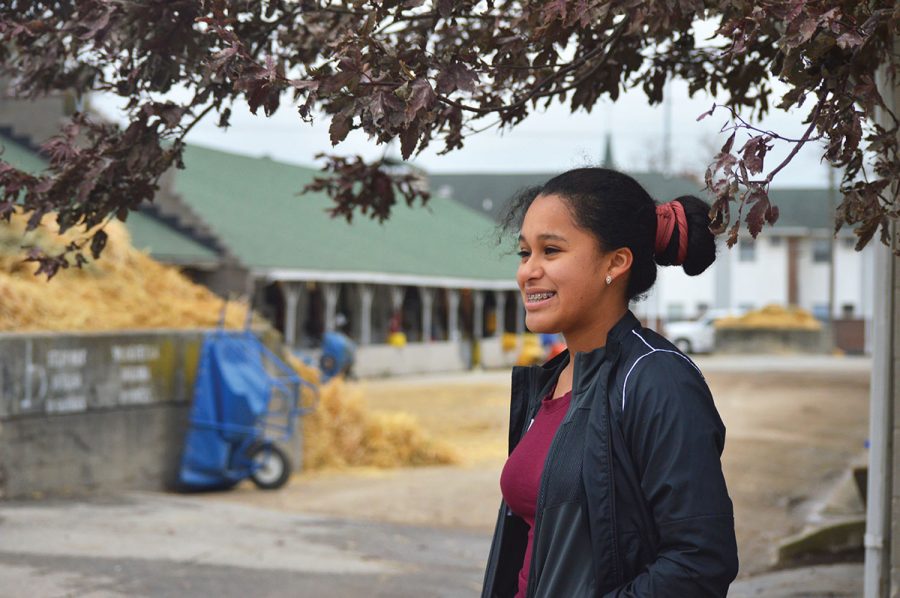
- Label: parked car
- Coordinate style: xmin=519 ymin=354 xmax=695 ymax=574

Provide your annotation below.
xmin=665 ymin=309 xmax=746 ymax=354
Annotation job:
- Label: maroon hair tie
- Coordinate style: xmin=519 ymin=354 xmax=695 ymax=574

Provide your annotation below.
xmin=655 ymin=201 xmax=688 ymax=265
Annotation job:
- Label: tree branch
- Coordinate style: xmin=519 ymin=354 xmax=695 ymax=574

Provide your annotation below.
xmin=436 ymin=16 xmax=630 ymax=115
xmin=765 ymin=100 xmax=824 ymax=183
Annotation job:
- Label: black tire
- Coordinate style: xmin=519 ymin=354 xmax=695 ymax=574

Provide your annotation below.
xmin=674 ymin=338 xmax=693 ymax=354
xmin=248 ymin=442 xmax=292 ymax=490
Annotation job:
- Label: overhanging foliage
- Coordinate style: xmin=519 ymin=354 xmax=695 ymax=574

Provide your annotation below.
xmin=1 ymin=1 xmax=898 ymax=275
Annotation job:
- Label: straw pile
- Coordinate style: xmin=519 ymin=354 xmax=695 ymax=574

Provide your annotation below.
xmin=0 ymin=211 xmax=251 ymax=331
xmin=716 ymin=304 xmax=822 ymax=331
xmin=2 ymin=211 xmax=456 ymax=471
xmin=285 ymin=353 xmax=459 ymax=470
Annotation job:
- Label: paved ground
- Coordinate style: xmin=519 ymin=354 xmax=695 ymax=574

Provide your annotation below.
xmin=0 ymin=491 xmax=863 ymax=597
xmin=244 ymin=354 xmax=870 ymax=577
xmin=0 ymin=354 xmax=872 ymax=597
xmin=0 ymin=492 xmax=488 ymax=598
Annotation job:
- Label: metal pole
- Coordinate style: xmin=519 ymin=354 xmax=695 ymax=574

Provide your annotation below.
xmin=447 ymin=289 xmax=461 ymax=342
xmin=864 ymin=51 xmax=899 ymax=598
xmin=282 ymin=283 xmax=300 ymax=348
xmin=864 ymin=220 xmax=896 ymax=598
xmin=828 ymin=166 xmax=837 ymax=350
xmin=421 ymin=287 xmax=434 ymax=342
xmin=494 ymin=290 xmax=507 ymax=337
xmin=359 ymin=284 xmax=374 ymax=345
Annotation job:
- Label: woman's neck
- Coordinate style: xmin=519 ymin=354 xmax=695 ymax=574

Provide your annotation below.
xmin=563 ymin=305 xmax=627 ymax=354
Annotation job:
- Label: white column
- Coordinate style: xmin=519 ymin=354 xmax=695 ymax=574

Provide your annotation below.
xmin=421 ymin=287 xmax=434 ymax=342
xmin=472 ymin=290 xmax=484 ymax=339
xmin=864 ymin=56 xmax=899 ymax=598
xmin=359 ymin=284 xmax=374 ymax=345
xmin=322 ymin=283 xmax=339 ymax=332
xmin=493 ymin=290 xmax=507 ymax=337
xmin=865 ymin=228 xmax=896 ymax=598
xmin=515 ymin=293 xmax=525 ymax=335
xmin=283 ymin=282 xmax=300 ymax=347
xmin=447 ymin=289 xmax=461 ymax=341
xmin=390 ymin=285 xmax=404 ymax=313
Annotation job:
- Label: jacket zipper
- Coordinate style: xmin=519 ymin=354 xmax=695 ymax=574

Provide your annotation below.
xmin=525 ymin=355 xmax=579 ymax=598
xmin=604 ymin=359 xmax=623 ymax=587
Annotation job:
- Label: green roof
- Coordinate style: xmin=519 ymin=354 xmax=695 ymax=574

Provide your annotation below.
xmin=766 ymin=188 xmax=836 ymax=231
xmin=125 ymin=212 xmax=218 ymax=266
xmin=0 ymin=136 xmax=47 ymax=174
xmin=0 ymin=135 xmax=218 ymax=265
xmin=429 ymin=172 xmax=837 ymax=233
xmin=428 ymin=171 xmax=705 ymax=222
xmin=174 ymin=145 xmax=519 ymax=288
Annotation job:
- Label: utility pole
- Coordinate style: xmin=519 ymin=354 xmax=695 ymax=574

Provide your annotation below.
xmin=864 ymin=50 xmax=899 ymax=598
xmin=828 ymin=166 xmax=836 ymax=351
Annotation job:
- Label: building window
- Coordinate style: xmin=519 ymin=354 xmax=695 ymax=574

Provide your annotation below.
xmin=842 ymin=303 xmax=855 ymax=318
xmin=769 ymin=236 xmax=782 ymax=246
xmin=843 ymin=237 xmax=856 ymax=249
xmin=696 ymin=302 xmax=710 ymax=316
xmin=738 ymin=238 xmax=756 ymax=262
xmin=812 ymin=238 xmax=831 ymax=263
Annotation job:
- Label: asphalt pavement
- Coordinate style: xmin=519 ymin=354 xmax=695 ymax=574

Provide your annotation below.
xmin=0 ymin=492 xmax=487 ymax=597
xmin=0 ymin=354 xmax=871 ymax=597
xmin=0 ymin=491 xmax=863 ymax=597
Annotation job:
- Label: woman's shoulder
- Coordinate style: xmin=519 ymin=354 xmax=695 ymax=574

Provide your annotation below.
xmin=617 ymin=326 xmax=702 ymax=376
xmin=614 ymin=327 xmax=710 ymax=414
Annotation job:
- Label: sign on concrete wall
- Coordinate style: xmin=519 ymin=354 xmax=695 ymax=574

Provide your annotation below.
xmin=0 ymin=330 xmax=206 ymax=419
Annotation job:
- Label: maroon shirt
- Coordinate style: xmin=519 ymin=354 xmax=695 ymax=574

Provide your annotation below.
xmin=499 ymin=390 xmax=572 ymax=598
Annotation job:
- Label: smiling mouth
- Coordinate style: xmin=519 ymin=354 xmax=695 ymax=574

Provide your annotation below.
xmin=526 ymin=291 xmax=556 ymax=303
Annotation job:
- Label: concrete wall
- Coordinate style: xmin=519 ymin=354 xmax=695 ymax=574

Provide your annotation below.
xmin=0 ymin=330 xmax=206 ymax=499
xmin=353 ymin=336 xmax=519 ymax=377
xmin=480 ymin=337 xmax=519 ymax=370
xmin=715 ymin=328 xmax=830 ymax=354
xmin=354 ymin=340 xmax=471 ymax=378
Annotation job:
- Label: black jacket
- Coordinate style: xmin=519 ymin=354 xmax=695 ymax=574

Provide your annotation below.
xmin=481 ymin=311 xmax=738 ymax=597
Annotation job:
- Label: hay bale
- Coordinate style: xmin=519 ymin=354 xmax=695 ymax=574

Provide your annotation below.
xmin=0 ymin=211 xmax=253 ymax=331
xmin=716 ymin=304 xmax=822 ymax=331
xmin=298 ymin=376 xmax=459 ymax=471
xmin=2 ymin=211 xmax=455 ymax=471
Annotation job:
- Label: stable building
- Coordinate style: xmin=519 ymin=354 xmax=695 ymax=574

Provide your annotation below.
xmin=1 ymin=114 xmax=525 ymax=374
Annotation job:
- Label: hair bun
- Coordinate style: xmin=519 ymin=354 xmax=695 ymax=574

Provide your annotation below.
xmin=654 ymin=195 xmax=717 ymax=276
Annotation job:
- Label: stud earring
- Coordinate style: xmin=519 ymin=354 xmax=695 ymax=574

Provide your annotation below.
xmin=605 ymin=275 xmax=613 ymax=285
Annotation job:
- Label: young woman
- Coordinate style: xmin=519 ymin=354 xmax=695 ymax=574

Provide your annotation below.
xmin=481 ymin=168 xmax=738 ymax=597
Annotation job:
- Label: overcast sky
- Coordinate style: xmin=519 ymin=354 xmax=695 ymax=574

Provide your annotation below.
xmin=93 ymin=74 xmax=833 ymax=189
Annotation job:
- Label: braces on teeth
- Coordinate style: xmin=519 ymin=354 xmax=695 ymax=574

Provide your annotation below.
xmin=528 ymin=292 xmax=555 ymax=301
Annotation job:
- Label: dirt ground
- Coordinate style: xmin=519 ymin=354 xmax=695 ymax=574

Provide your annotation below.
xmin=214 ymin=356 xmax=870 ymax=579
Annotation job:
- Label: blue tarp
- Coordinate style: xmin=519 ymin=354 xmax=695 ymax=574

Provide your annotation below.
xmin=178 ymin=332 xmax=295 ymax=489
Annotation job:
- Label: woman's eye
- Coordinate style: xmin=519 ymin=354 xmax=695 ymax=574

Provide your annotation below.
xmin=517 ymin=249 xmax=530 ymax=259
xmin=544 ymin=246 xmax=560 ymax=255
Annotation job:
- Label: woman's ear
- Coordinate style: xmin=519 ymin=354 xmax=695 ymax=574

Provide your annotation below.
xmin=607 ymin=247 xmax=633 ymax=281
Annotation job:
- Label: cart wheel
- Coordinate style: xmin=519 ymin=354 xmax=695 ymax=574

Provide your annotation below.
xmin=248 ymin=443 xmax=292 ymax=490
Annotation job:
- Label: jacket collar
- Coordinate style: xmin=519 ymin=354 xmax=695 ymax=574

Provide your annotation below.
xmin=607 ymin=309 xmax=641 ymax=344
xmin=508 ymin=311 xmax=642 ymax=442
xmin=569 ymin=310 xmax=639 ymax=379
xmin=526 ymin=310 xmax=641 ymax=396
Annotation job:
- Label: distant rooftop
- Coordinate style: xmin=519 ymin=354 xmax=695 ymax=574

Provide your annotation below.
xmin=0 ymin=134 xmax=220 ymax=266
xmin=172 ymin=144 xmax=519 ymax=289
xmin=428 ymin=171 xmax=842 ymax=234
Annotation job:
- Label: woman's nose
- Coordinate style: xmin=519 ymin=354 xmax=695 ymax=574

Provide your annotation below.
xmin=518 ymin=256 xmax=542 ymax=283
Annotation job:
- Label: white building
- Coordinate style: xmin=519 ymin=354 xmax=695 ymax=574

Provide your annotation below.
xmin=433 ymin=173 xmax=874 ymax=354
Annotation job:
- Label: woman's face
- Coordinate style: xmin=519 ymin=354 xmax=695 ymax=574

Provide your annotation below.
xmin=516 ymin=194 xmax=615 ymax=340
